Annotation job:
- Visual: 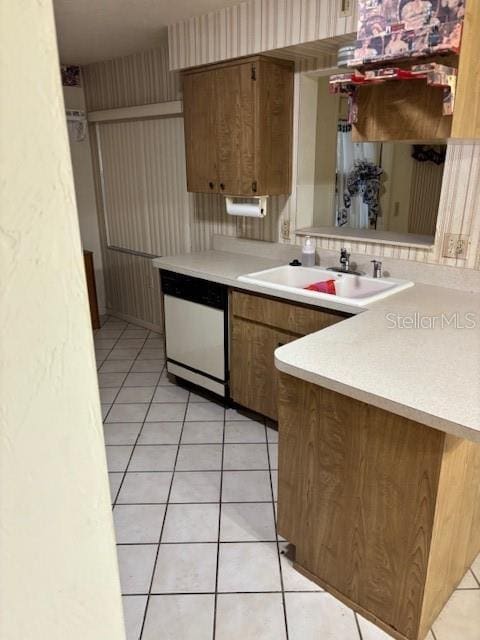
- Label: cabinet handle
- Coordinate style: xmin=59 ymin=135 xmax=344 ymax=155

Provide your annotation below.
xmin=252 ymin=181 xmax=257 ymax=193
xmin=209 ymin=181 xmax=215 ymax=190
xmin=220 ymin=183 xmax=225 ymax=191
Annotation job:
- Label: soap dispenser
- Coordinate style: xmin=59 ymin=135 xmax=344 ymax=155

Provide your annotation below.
xmin=301 ymin=236 xmax=315 ymax=267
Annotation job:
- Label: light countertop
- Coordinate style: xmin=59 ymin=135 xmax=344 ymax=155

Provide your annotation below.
xmin=152 ymin=251 xmax=365 ymax=314
xmin=153 ymin=250 xmax=480 ymax=443
xmin=153 ymin=250 xmax=283 ymax=287
xmin=275 ymin=284 xmax=480 ymax=443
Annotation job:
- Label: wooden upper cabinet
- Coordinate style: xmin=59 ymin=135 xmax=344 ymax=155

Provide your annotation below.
xmin=182 ymin=56 xmax=294 ymax=196
xmin=183 ymin=70 xmax=217 ymax=193
xmin=215 ymin=62 xmax=256 ymax=196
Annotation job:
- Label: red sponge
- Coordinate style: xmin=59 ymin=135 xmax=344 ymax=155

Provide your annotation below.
xmin=304 ymin=280 xmax=337 ymax=295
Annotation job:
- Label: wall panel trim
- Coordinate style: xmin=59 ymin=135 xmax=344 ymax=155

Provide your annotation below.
xmin=88 ymin=100 xmax=182 ymax=123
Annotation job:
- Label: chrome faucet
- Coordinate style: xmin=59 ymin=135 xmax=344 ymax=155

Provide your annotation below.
xmin=339 ymin=248 xmax=350 ymax=272
xmin=371 ymin=260 xmax=382 ymax=278
xmin=327 ymin=248 xmax=363 ymax=276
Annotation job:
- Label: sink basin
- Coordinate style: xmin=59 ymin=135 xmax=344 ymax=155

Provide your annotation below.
xmin=238 ymin=265 xmax=414 ymax=307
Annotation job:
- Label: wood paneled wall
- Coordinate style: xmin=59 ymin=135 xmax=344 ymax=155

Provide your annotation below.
xmin=97 ymin=117 xmax=191 ymax=256
xmin=83 ymin=40 xmax=180 ymax=110
xmin=101 ymin=248 xmax=163 ymax=330
xmin=408 ymin=160 xmax=445 ymax=236
xmin=168 ymin=0 xmax=357 ymax=70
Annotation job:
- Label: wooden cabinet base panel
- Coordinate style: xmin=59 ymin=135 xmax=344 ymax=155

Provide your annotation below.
xmin=277 ymin=373 xmax=480 ymax=640
xmin=291 ymin=561 xmax=415 ymax=640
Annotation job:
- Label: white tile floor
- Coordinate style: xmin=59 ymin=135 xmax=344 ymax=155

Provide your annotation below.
xmin=96 ymin=317 xmax=480 ymax=640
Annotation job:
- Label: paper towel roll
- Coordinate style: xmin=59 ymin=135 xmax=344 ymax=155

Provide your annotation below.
xmin=225 ymin=197 xmax=267 ymax=218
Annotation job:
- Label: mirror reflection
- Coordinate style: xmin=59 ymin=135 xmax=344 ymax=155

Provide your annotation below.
xmin=300 ymin=76 xmax=447 ymax=242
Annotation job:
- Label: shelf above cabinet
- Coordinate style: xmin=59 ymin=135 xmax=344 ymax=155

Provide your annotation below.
xmin=353 ymin=79 xmax=453 ymax=142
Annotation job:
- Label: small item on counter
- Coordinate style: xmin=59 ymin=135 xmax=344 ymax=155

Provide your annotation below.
xmin=350 ymin=36 xmax=384 ymax=65
xmin=337 ymin=44 xmax=357 ymax=68
xmin=304 ymin=280 xmax=337 ymax=295
xmin=301 ymin=236 xmax=316 ymax=267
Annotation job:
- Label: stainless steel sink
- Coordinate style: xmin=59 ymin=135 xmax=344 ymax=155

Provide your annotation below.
xmin=238 ymin=265 xmax=414 ymax=307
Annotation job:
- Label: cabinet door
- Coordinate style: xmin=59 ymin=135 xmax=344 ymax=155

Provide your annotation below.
xmin=183 ymin=70 xmax=218 ymax=193
xmin=215 ymin=62 xmax=256 ymax=196
xmin=230 ymin=317 xmax=297 ymax=420
xmin=256 ymin=58 xmax=294 ymax=195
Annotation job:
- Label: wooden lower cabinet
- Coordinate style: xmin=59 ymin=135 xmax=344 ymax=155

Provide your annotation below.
xmin=230 ymin=317 xmax=297 ymax=420
xmin=229 ymin=290 xmax=346 ymax=420
xmin=277 ymin=373 xmax=480 ymax=640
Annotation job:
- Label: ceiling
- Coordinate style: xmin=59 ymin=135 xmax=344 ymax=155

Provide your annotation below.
xmin=53 ymin=0 xmax=242 ymax=65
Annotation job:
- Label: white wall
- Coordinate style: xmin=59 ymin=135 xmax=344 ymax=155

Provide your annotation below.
xmin=64 ymin=84 xmax=106 ymax=314
xmin=0 ymin=2 xmax=125 ymax=639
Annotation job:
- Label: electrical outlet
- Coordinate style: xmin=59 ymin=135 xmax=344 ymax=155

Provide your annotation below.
xmin=339 ymin=0 xmax=353 ymax=17
xmin=443 ymin=234 xmax=469 ymax=259
xmin=281 ymin=219 xmax=291 ymax=240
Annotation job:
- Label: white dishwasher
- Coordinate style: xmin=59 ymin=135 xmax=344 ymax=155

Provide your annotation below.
xmin=160 ymin=270 xmax=228 ymax=397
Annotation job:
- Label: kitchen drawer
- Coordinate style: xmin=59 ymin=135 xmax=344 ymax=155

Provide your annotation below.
xmin=231 ymin=290 xmax=345 ymax=336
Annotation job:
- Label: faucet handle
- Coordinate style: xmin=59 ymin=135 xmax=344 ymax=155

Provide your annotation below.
xmin=371 ymin=260 xmax=382 ymax=278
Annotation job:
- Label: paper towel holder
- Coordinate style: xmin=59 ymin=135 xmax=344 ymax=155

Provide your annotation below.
xmin=225 ymin=196 xmax=268 ymax=218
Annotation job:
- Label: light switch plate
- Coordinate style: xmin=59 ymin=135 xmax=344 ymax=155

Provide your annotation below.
xmin=442 ymin=234 xmax=469 ymax=259
xmin=339 ymin=0 xmax=354 ymax=17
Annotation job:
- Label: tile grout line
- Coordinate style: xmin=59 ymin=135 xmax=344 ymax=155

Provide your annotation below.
xmin=116 ymin=540 xmax=314 ymax=547
xmin=266 ymin=421 xmax=290 ymax=640
xmin=108 ymin=466 xmax=275 ymax=479
xmin=109 ymin=460 xmax=273 ymax=473
xmin=138 ymin=393 xmax=191 ymax=639
xmin=109 ymin=439 xmax=272 ymax=444
xmin=113 ymin=501 xmax=274 ymax=506
xmin=98 ymin=319 xmax=134 ymax=423
xmin=470 ymin=568 xmax=480 ymax=588
xmin=110 ymin=328 xmax=163 ymax=507
xmin=100 ymin=319 xmax=161 ymax=426
xmin=212 ymin=405 xmax=226 ymax=640
xmin=353 ymin=611 xmax=364 ymax=640
xmin=123 ymin=589 xmax=324 ymax=597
